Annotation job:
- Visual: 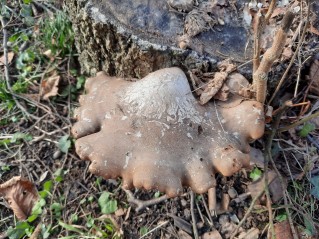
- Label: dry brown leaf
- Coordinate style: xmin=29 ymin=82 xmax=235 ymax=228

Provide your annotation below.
xmin=310 ymin=24 xmax=319 ymax=36
xmin=41 ymin=74 xmax=60 ymax=100
xmin=114 ymin=208 xmax=125 ymax=217
xmin=199 ymin=72 xmax=228 ymax=104
xmin=309 ymin=59 xmax=319 ymax=96
xmin=184 ymin=9 xmax=216 ymax=37
xmin=273 ymin=220 xmax=293 ymax=239
xmin=282 ymin=47 xmax=293 ymax=60
xmin=237 ymin=228 xmax=260 ymax=239
xmin=0 ymin=52 xmax=14 ymax=66
xmin=0 ymin=176 xmax=38 ymax=220
xmin=214 ymin=83 xmax=229 ymax=101
xmin=217 ymin=59 xmax=237 ymax=73
xmin=202 ymin=230 xmax=223 ymax=239
xmin=177 ymin=230 xmax=193 ymax=239
xmin=248 ymin=170 xmax=286 ymax=204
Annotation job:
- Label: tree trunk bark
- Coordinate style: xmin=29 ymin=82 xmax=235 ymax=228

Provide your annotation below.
xmin=63 ymin=0 xmax=251 ymax=78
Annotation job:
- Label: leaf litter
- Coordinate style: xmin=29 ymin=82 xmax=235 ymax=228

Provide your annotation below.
xmin=0 ymin=176 xmax=38 ymax=220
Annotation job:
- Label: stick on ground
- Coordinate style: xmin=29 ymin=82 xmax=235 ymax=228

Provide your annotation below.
xmin=253 ymin=11 xmax=295 ymax=103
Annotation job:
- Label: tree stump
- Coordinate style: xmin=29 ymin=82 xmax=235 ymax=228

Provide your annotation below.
xmin=63 ymin=0 xmax=251 ymax=77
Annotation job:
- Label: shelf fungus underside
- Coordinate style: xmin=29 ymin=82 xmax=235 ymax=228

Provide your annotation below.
xmin=72 ymin=68 xmax=265 ymax=197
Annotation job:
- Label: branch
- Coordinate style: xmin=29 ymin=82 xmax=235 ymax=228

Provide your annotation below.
xmin=253 ymin=11 xmax=295 ymax=103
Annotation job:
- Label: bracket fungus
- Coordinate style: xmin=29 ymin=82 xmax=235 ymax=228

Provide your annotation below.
xmin=72 ymin=67 xmax=265 ymax=197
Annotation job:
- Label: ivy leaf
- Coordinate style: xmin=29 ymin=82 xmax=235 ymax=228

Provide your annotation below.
xmin=6 ymin=221 xmax=30 ymax=239
xmin=98 ymin=192 xmax=118 ymax=214
xmin=58 ymin=135 xmax=71 ymax=153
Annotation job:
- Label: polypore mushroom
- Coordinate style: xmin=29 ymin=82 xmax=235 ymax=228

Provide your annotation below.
xmin=72 ymin=67 xmax=265 ymax=197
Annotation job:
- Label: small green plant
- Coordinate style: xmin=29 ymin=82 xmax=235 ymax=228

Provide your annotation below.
xmin=139 ymin=226 xmax=148 ymax=236
xmin=58 ymin=135 xmax=71 ymax=153
xmin=249 ymin=167 xmax=263 ymax=181
xmin=299 ymin=123 xmax=316 ymax=137
xmin=39 ymin=12 xmax=74 ymax=57
xmin=98 ymin=191 xmax=118 ymax=215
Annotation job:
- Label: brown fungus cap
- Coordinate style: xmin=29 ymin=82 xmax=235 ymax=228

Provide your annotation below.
xmin=72 ymin=68 xmax=265 ymax=197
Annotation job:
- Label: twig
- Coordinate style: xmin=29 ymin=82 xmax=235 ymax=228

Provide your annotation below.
xmin=278 ymin=111 xmax=319 ymax=132
xmin=253 ymin=11 xmax=295 ymax=103
xmin=230 ymin=189 xmax=265 ymax=239
xmin=253 ymin=0 xmax=276 ymax=74
xmin=201 ymin=195 xmax=214 ymax=226
xmin=253 ymin=10 xmax=265 ymax=73
xmin=138 ymin=221 xmax=169 ymax=239
xmin=207 ymin=187 xmax=217 ymax=216
xmin=265 ymin=0 xmax=277 ymax=23
xmin=269 ymin=4 xmax=310 ymax=105
xmin=29 ymin=223 xmax=42 ymax=239
xmin=123 ymin=189 xmax=168 ymax=213
xmin=190 ymin=191 xmax=199 ymax=239
xmin=265 ymin=103 xmax=299 ymax=239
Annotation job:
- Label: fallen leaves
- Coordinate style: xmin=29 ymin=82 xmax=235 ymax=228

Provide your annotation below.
xmin=190 ymin=59 xmax=239 ymax=105
xmin=40 ymin=73 xmax=60 ymax=100
xmin=0 ymin=176 xmax=38 ymax=220
xmin=273 ymin=220 xmax=294 ymax=239
xmin=248 ymin=170 xmax=286 ymax=204
xmin=0 ymin=52 xmax=14 ymax=66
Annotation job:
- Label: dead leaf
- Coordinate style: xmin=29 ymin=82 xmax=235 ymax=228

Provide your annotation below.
xmin=217 ymin=59 xmax=237 ymax=73
xmin=0 ymin=176 xmax=38 ymax=220
xmin=248 ymin=170 xmax=286 ymax=204
xmin=184 ymin=9 xmax=216 ymax=37
xmin=310 ymin=24 xmax=319 ymax=36
xmin=237 ymin=228 xmax=260 ymax=239
xmin=177 ymin=230 xmax=193 ymax=239
xmin=202 ymin=230 xmax=223 ymax=239
xmin=115 ymin=208 xmax=125 ymax=217
xmin=41 ymin=74 xmax=60 ymax=100
xmin=199 ymin=72 xmax=228 ymax=104
xmin=282 ymin=47 xmax=293 ymax=60
xmin=273 ymin=220 xmax=293 ymax=239
xmin=0 ymin=52 xmax=14 ymax=66
xmin=214 ymin=83 xmax=229 ymax=101
xmin=309 ymin=59 xmax=319 ymax=96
